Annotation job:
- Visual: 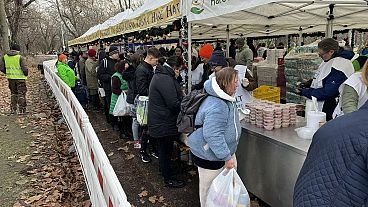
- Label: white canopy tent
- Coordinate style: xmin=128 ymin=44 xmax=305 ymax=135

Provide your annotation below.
xmin=184 ymin=0 xmax=368 ymax=91
xmin=69 ymin=0 xmax=181 ymax=45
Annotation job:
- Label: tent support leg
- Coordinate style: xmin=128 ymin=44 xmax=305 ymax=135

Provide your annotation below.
xmin=298 ymin=27 xmax=303 ymax=46
xmin=226 ymin=25 xmax=230 ymax=58
xmin=188 ymin=22 xmax=192 ymax=92
xmin=326 ymin=4 xmax=334 ymax=38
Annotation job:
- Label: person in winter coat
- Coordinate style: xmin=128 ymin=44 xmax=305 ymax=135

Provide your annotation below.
xmin=0 ymin=44 xmax=28 ymax=114
xmin=148 ymin=56 xmax=185 ymax=188
xmin=235 ymin=38 xmax=254 ymax=70
xmin=109 ymin=60 xmax=130 ymax=139
xmin=333 ymin=61 xmax=368 ymax=117
xmin=229 ymin=39 xmax=237 ymax=59
xmin=122 ymin=53 xmax=144 ymax=148
xmin=78 ymin=50 xmax=88 ymax=86
xmin=85 ymin=49 xmax=99 ymax=110
xmin=188 ymin=67 xmax=241 ymax=207
xmin=97 ymin=46 xmax=119 ymax=124
xmin=192 ymin=44 xmax=214 ymax=90
xmin=297 ymin=38 xmax=354 ymax=120
xmin=208 ymin=50 xmax=228 ymax=79
xmin=293 ymin=101 xmax=368 ymax=207
xmin=57 ymin=54 xmax=78 ymax=89
xmin=135 ymin=47 xmax=161 ymax=163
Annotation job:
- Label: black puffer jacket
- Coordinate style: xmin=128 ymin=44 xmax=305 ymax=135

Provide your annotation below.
xmin=122 ymin=65 xmax=136 ymax=104
xmin=97 ymin=57 xmax=117 ymax=93
xmin=135 ymin=61 xmax=154 ymax=96
xmin=148 ymin=64 xmax=183 ymax=138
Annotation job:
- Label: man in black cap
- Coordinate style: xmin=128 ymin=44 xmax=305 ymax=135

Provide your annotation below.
xmin=0 ymin=44 xmax=29 ymax=115
xmin=97 ymin=46 xmax=120 ymax=124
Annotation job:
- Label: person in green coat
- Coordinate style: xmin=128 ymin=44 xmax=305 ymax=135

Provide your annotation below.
xmin=57 ymin=54 xmax=78 ymax=88
xmin=109 ymin=60 xmax=131 ymax=139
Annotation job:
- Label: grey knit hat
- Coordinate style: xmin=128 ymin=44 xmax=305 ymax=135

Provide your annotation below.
xmin=318 ymin=38 xmax=339 ymax=52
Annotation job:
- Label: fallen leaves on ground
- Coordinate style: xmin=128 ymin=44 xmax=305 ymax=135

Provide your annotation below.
xmin=188 ymin=170 xmax=197 ymax=176
xmin=138 ymin=190 xmax=148 ymax=198
xmin=117 ymin=146 xmax=129 ymax=153
xmin=125 ymin=154 xmax=135 ymax=160
xmin=0 ymin=68 xmax=89 ymax=206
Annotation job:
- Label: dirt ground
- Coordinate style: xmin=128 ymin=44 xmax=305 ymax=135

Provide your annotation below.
xmin=0 ymin=68 xmax=88 ymax=207
xmin=0 ymin=114 xmax=33 ymax=206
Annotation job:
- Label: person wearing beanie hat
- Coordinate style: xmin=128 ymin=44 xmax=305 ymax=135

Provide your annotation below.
xmin=192 ymin=44 xmax=215 ymax=90
xmin=57 ymin=54 xmax=78 ymax=89
xmin=87 ymin=49 xmax=96 ymax=57
xmin=209 ymin=50 xmax=227 ymax=69
xmin=199 ymin=43 xmax=214 ymax=59
xmin=58 ymin=54 xmax=67 ymax=62
xmin=78 ymin=50 xmax=88 ymax=86
xmin=109 ymin=46 xmax=120 ymax=57
xmin=297 ymin=37 xmax=354 ymax=120
xmin=193 ymin=50 xmax=227 ymax=90
xmin=85 ymin=48 xmax=99 ymax=111
xmin=235 ymin=37 xmax=254 ymax=70
xmin=10 ymin=44 xmax=21 ymax=52
xmin=0 ymin=43 xmax=29 ymax=114
xmin=97 ymin=46 xmax=119 ymax=124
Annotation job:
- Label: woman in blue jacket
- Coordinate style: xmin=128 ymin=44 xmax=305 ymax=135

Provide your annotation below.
xmin=188 ymin=67 xmax=241 ymax=207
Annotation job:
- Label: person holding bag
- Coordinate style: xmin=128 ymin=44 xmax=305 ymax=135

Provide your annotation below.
xmin=109 ymin=60 xmax=131 ymax=139
xmin=188 ymin=67 xmax=241 ymax=206
xmin=148 ymin=56 xmax=185 ymax=188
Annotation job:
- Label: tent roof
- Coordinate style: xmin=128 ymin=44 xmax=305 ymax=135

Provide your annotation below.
xmin=186 ymin=0 xmax=368 ymax=38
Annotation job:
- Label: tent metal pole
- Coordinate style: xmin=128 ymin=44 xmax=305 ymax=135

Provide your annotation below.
xmin=298 ymin=27 xmax=303 ymax=46
xmin=351 ymin=29 xmax=355 ymax=49
xmin=226 ymin=25 xmax=230 ymax=58
xmin=188 ymin=22 xmax=193 ymax=92
xmin=326 ymin=4 xmax=334 ymax=38
xmin=179 ymin=30 xmax=183 ymax=47
xmin=348 ymin=29 xmax=353 ymax=47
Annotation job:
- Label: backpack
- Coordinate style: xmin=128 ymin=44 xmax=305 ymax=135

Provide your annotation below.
xmin=176 ymin=89 xmax=209 ymax=134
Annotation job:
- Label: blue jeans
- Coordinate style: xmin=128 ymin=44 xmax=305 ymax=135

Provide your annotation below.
xmin=132 ymin=117 xmax=139 ymax=141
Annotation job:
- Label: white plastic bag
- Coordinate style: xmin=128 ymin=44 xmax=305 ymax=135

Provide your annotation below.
xmin=136 ymin=96 xmax=149 ymax=125
xmin=112 ymin=92 xmax=130 ymax=116
xmin=206 ymin=169 xmax=251 ymax=207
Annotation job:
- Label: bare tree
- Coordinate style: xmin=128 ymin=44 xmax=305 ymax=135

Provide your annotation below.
xmin=0 ymin=0 xmax=10 ymax=50
xmin=5 ymin=0 xmax=37 ymax=44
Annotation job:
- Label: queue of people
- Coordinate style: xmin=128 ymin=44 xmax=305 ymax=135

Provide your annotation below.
xmin=52 ymin=36 xmax=368 ymax=206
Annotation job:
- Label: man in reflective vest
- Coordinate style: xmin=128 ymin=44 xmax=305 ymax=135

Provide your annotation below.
xmin=0 ymin=44 xmax=28 ymax=114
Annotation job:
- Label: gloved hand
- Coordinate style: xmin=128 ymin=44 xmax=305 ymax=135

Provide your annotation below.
xmin=242 ymin=78 xmax=250 ymax=88
xmin=299 ymin=79 xmax=313 ymax=89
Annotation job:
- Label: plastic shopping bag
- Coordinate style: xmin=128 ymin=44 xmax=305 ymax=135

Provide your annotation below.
xmin=136 ymin=96 xmax=149 ymax=125
xmin=206 ymin=168 xmax=251 ymax=207
xmin=113 ymin=92 xmax=131 ymax=116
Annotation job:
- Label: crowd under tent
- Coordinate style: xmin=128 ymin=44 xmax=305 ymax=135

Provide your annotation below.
xmin=185 ymin=0 xmax=368 ymax=90
xmin=183 ymin=1 xmax=368 ymax=206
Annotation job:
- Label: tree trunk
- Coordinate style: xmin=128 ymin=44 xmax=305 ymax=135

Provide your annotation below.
xmin=0 ymin=0 xmax=10 ymax=50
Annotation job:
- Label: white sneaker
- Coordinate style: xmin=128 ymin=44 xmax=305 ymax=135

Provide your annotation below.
xmin=134 ymin=141 xmax=141 ymax=149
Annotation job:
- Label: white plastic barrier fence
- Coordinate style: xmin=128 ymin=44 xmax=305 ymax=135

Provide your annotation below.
xmin=43 ymin=60 xmax=131 ymax=207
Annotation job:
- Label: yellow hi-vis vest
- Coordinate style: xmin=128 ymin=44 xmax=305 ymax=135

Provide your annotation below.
xmin=4 ymin=54 xmax=27 ymax=80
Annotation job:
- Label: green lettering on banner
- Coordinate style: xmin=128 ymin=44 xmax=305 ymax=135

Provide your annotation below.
xmin=211 ymin=0 xmax=228 ymax=6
